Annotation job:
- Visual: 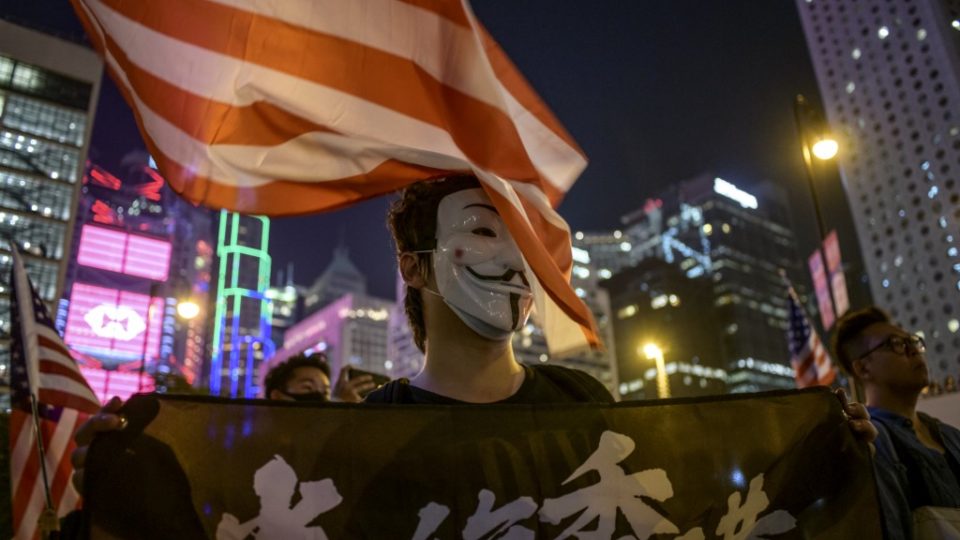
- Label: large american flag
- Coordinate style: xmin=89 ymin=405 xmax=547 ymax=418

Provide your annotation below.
xmin=68 ymin=0 xmax=599 ymax=354
xmin=786 ymin=285 xmax=836 ymax=388
xmin=9 ymin=246 xmax=101 ymax=540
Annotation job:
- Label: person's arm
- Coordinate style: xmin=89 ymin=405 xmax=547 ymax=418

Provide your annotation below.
xmin=71 ymin=397 xmax=127 ymax=493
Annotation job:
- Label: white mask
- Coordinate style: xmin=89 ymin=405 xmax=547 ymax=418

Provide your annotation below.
xmin=428 ymin=188 xmax=533 ymax=340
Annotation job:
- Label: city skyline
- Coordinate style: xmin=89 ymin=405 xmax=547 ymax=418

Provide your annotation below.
xmin=0 ymin=1 xmax=863 ymax=305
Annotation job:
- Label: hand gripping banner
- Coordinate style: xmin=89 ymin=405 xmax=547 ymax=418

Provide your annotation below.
xmin=85 ymin=388 xmax=881 ymax=539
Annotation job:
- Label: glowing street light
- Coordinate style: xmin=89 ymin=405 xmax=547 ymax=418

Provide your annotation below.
xmin=176 ymin=299 xmax=201 ymax=320
xmin=641 ymin=342 xmax=671 ymax=399
xmin=811 ymin=137 xmax=839 ymax=160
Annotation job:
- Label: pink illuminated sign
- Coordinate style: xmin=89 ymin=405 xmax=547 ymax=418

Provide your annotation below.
xmin=80 ymin=367 xmax=155 ymax=403
xmin=64 ymin=283 xmax=164 ymax=361
xmin=77 ymin=225 xmax=172 ymax=280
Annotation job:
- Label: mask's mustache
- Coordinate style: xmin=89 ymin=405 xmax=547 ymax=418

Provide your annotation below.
xmin=466 ymin=267 xmax=530 ymax=288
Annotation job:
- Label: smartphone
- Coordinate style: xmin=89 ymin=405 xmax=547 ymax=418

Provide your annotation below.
xmin=346 ymin=366 xmax=391 ymax=396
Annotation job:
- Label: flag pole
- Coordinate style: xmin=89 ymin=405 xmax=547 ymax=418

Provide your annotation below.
xmin=10 ymin=243 xmax=59 ymax=536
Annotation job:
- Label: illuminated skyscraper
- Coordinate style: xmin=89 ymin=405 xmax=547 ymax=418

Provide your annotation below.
xmin=0 ymin=21 xmax=102 ymax=387
xmin=268 ymin=292 xmax=394 ymax=383
xmin=58 ymin=157 xmax=215 ymax=401
xmin=209 ymin=211 xmax=273 ymax=398
xmin=303 ymin=246 xmax=367 ymax=315
xmin=795 ymin=0 xmax=960 ymax=384
xmin=609 ymin=174 xmax=804 ymax=393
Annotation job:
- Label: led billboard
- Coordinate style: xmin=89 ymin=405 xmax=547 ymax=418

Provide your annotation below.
xmin=81 ymin=367 xmax=155 ymax=403
xmin=76 ymin=224 xmax=172 ymax=280
xmin=64 ymin=283 xmax=164 ymax=362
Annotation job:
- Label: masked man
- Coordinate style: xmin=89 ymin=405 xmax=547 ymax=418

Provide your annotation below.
xmin=365 ymin=175 xmax=616 ymax=404
xmin=264 ymin=353 xmax=374 ymax=403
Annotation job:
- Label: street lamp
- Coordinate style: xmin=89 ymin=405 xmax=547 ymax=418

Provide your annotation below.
xmin=811 ymin=138 xmax=839 ymax=160
xmin=176 ymin=299 xmax=201 ymax=320
xmin=793 ymin=94 xmax=841 ymax=324
xmin=641 ymin=342 xmax=671 ymax=399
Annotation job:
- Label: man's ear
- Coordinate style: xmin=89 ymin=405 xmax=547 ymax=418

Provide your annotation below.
xmin=399 ymin=253 xmax=426 ymax=289
xmin=852 ymin=356 xmax=871 ymax=381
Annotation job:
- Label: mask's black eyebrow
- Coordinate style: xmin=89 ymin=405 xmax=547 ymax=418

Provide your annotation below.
xmin=463 ymin=203 xmax=498 ymax=214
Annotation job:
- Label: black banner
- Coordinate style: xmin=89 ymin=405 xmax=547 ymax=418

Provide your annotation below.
xmin=86 ymin=388 xmax=880 ymax=539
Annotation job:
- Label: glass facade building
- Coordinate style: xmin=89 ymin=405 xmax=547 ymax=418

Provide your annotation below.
xmin=0 ymin=21 xmax=102 ymax=390
xmin=795 ymin=0 xmax=960 ymax=385
xmin=597 ymin=174 xmax=804 ymax=395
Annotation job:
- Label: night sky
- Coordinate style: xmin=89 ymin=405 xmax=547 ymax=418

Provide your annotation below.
xmin=2 ymin=1 xmax=860 ymax=302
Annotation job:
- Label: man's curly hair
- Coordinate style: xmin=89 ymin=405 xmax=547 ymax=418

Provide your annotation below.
xmin=386 ymin=175 xmax=481 ymax=352
xmin=263 ymin=353 xmax=331 ymax=397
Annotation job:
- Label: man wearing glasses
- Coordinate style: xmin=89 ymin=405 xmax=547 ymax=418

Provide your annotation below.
xmin=833 ymin=307 xmax=960 ymax=540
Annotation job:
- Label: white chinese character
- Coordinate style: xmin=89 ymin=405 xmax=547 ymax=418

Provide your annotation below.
xmin=715 ymin=474 xmax=795 ymax=540
xmin=216 ymin=455 xmax=342 ymax=540
xmin=540 ymin=430 xmax=679 ymax=539
xmin=464 ymin=489 xmax=537 ymax=540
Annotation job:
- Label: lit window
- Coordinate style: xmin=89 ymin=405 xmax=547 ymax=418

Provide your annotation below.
xmin=619 ymin=241 xmax=631 ymax=252
xmin=668 ymin=294 xmax=680 ymax=307
xmin=721 ymin=223 xmax=731 ymax=234
xmin=598 ymin=269 xmax=612 ymax=279
xmin=651 ymin=294 xmax=669 ymax=310
xmin=952 ymin=20 xmax=960 ymax=31
xmin=948 ymin=319 xmax=959 ymax=334
xmin=882 ymin=279 xmax=890 ymax=288
xmin=929 ymin=186 xmax=939 ymax=199
xmin=877 ymin=26 xmax=889 ymax=39
xmin=917 ymin=29 xmax=927 ymax=41
xmin=851 ymin=48 xmax=861 ymax=60
xmin=574 ymin=231 xmax=584 ymax=240
xmin=613 ymin=230 xmax=622 ymax=239
xmin=617 ymin=305 xmax=638 ymax=319
xmin=538 ymin=354 xmax=548 ymax=363
xmin=702 ymin=223 xmax=713 ymax=235
xmin=894 ymin=256 xmax=903 ymax=267
xmin=845 ymin=82 xmax=856 ymax=94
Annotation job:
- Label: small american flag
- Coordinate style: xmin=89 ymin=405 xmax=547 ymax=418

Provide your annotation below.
xmin=9 ymin=245 xmax=100 ymax=539
xmin=786 ymin=285 xmax=836 ymax=388
xmin=68 ymin=0 xmax=599 ymax=355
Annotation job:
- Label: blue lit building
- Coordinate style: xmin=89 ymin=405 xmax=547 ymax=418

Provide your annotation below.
xmin=209 ymin=211 xmax=274 ymax=398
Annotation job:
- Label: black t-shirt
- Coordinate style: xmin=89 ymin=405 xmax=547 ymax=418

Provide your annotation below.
xmin=364 ymin=364 xmax=614 ymax=404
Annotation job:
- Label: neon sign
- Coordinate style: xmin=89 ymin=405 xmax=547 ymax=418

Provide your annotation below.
xmin=84 ymin=304 xmax=147 ymax=340
xmin=64 ymin=283 xmax=163 ymax=361
xmin=713 ymin=177 xmax=758 ymax=209
xmin=77 ymin=224 xmax=172 ymax=280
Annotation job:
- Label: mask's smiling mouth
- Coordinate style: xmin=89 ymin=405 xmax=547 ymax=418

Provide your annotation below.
xmin=465 ymin=267 xmax=531 ymax=290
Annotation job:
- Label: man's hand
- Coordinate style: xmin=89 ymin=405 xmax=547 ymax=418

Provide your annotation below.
xmin=835 ymin=388 xmax=877 ymax=446
xmin=71 ymin=396 xmax=127 ymax=493
xmin=332 ymin=366 xmax=377 ymax=403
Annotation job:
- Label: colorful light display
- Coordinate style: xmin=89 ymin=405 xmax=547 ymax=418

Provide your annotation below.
xmin=76 ymin=224 xmax=172 ymax=280
xmin=209 ymin=211 xmax=274 ymax=397
xmin=64 ymin=283 xmax=164 ymax=361
xmin=80 ymin=366 xmax=155 ymax=403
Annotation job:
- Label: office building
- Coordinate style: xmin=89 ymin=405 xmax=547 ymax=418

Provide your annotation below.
xmin=303 ymin=246 xmax=367 ymax=315
xmin=57 ymin=158 xmax=215 ymax=400
xmin=209 ymin=211 xmax=274 ymax=398
xmin=605 ymin=258 xmax=726 ymax=400
xmin=268 ymin=292 xmax=394 ymax=384
xmin=0 ymin=21 xmax=102 ymax=390
xmin=614 ymin=174 xmax=802 ymax=393
xmin=795 ymin=0 xmax=960 ymax=383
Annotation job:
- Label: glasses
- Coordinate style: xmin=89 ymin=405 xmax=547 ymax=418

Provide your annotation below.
xmin=859 ymin=335 xmax=926 ymax=359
